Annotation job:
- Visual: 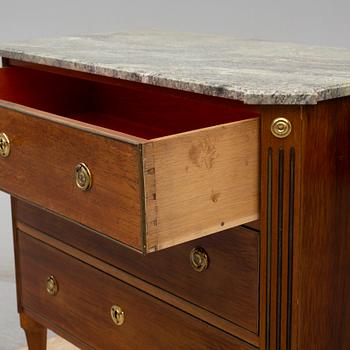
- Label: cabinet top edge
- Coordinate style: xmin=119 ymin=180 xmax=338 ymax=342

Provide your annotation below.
xmin=1 ymin=30 xmax=350 ymax=105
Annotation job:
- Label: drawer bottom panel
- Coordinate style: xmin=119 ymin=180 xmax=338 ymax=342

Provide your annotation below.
xmin=17 ymin=231 xmax=256 ymax=350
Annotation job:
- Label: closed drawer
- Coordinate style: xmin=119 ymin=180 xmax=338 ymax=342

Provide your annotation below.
xmin=15 ymin=197 xmax=260 ymax=334
xmin=14 ymin=198 xmax=259 ymax=334
xmin=103 ymin=226 xmax=260 ymax=333
xmin=0 ymin=66 xmax=259 ymax=253
xmin=17 ymin=231 xmax=256 ymax=350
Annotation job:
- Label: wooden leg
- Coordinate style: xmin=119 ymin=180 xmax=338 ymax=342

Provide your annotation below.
xmin=20 ymin=313 xmax=47 ymax=350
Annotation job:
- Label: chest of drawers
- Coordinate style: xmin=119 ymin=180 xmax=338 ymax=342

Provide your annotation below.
xmin=1 ymin=32 xmax=350 ymax=350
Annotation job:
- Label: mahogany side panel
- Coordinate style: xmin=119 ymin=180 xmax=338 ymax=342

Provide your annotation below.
xmin=298 ymin=97 xmax=350 ymax=350
xmin=261 ymin=97 xmax=350 ymax=350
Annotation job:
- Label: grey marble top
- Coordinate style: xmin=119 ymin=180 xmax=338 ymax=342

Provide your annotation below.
xmin=1 ymin=31 xmax=350 ymax=105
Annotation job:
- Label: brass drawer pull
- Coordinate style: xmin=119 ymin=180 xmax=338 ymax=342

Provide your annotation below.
xmin=111 ymin=305 xmax=125 ymax=326
xmin=0 ymin=132 xmax=10 ymax=158
xmin=75 ymin=163 xmax=92 ymax=191
xmin=46 ymin=276 xmax=59 ymax=296
xmin=190 ymin=247 xmax=209 ymax=272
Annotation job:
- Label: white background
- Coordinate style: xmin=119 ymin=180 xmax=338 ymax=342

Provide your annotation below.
xmin=0 ymin=0 xmax=349 ymax=348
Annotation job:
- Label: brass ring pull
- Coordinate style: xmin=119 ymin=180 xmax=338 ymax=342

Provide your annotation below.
xmin=111 ymin=305 xmax=125 ymax=326
xmin=190 ymin=247 xmax=209 ymax=272
xmin=0 ymin=132 xmax=10 ymax=158
xmin=46 ymin=276 xmax=59 ymax=296
xmin=75 ymin=163 xmax=92 ymax=191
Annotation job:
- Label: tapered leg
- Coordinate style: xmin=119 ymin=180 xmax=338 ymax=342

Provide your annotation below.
xmin=20 ymin=313 xmax=47 ymax=350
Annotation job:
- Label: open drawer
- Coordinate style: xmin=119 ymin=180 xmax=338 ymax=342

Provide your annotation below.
xmin=0 ymin=66 xmax=259 ymax=253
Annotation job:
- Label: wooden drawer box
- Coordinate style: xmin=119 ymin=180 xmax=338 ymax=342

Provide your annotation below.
xmin=0 ymin=66 xmax=259 ymax=253
xmin=17 ymin=231 xmax=256 ymax=350
xmin=14 ymin=197 xmax=259 ymax=333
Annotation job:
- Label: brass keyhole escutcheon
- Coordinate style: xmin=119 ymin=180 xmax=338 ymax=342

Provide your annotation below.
xmin=46 ymin=276 xmax=58 ymax=296
xmin=75 ymin=163 xmax=92 ymax=191
xmin=111 ymin=305 xmax=125 ymax=326
xmin=271 ymin=117 xmax=292 ymax=138
xmin=0 ymin=132 xmax=10 ymax=158
xmin=190 ymin=247 xmax=209 ymax=272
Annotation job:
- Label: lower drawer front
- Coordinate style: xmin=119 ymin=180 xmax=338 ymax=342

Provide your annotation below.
xmin=18 ymin=232 xmax=255 ymax=350
xmin=14 ymin=199 xmax=259 ymax=333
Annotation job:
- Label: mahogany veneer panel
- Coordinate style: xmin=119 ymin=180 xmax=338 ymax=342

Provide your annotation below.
xmin=298 ymin=97 xmax=350 ymax=350
xmin=0 ymin=107 xmax=143 ymax=249
xmin=13 ymin=198 xmax=259 ymax=333
xmin=17 ymin=231 xmax=256 ymax=350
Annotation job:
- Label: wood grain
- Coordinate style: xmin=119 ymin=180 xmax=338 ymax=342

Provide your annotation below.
xmin=17 ymin=231 xmax=257 ymax=350
xmin=260 ymin=106 xmax=303 ymax=350
xmin=0 ymin=65 xmax=260 ymax=252
xmin=0 ymin=107 xmax=143 ymax=250
xmin=13 ymin=197 xmax=259 ymax=334
xmin=20 ymin=313 xmax=47 ymax=350
xmin=143 ymin=118 xmax=260 ymax=251
xmin=298 ymin=97 xmax=350 ymax=350
xmin=259 ymin=98 xmax=350 ymax=350
xmin=17 ymin=222 xmax=259 ymax=346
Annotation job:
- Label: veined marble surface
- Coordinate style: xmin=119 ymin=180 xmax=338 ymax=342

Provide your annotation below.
xmin=1 ymin=31 xmax=350 ymax=104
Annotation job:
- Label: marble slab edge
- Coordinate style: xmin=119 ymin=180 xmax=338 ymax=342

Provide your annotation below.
xmin=1 ymin=49 xmax=350 ymax=105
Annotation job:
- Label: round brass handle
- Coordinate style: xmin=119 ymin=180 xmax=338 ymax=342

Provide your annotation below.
xmin=111 ymin=305 xmax=125 ymax=326
xmin=46 ymin=276 xmax=59 ymax=296
xmin=0 ymin=132 xmax=10 ymax=158
xmin=190 ymin=247 xmax=209 ymax=272
xmin=75 ymin=163 xmax=92 ymax=191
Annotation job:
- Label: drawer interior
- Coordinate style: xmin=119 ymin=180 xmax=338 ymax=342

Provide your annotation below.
xmin=0 ymin=66 xmax=259 ymax=139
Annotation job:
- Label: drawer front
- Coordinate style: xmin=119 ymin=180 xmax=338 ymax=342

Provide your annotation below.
xmin=17 ymin=232 xmax=256 ymax=350
xmin=0 ymin=106 xmax=143 ymax=249
xmin=14 ymin=198 xmax=259 ymax=333
xmin=0 ymin=66 xmax=259 ymax=253
xmin=110 ymin=226 xmax=259 ymax=333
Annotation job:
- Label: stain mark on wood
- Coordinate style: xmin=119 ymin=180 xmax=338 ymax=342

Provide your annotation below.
xmin=188 ymin=136 xmax=218 ymax=169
